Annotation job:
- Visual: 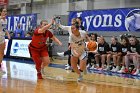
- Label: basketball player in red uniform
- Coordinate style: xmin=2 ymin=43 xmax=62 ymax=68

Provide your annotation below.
xmin=28 ymin=19 xmax=62 ymax=79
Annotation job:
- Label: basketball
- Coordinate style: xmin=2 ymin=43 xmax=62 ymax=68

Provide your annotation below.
xmin=87 ymin=41 xmax=97 ymax=51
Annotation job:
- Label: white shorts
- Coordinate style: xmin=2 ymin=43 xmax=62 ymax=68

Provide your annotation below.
xmin=72 ymin=51 xmax=88 ymax=61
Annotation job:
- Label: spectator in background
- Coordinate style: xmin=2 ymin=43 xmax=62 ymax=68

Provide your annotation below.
xmin=87 ymin=33 xmax=98 ymax=68
xmin=118 ymin=36 xmax=129 ymax=73
xmin=107 ymin=36 xmax=122 ymax=72
xmin=9 ymin=31 xmax=14 ymax=38
xmin=25 ymin=32 xmax=32 ymax=38
xmin=125 ymin=36 xmax=140 ymax=75
xmin=94 ymin=36 xmax=110 ymax=70
xmin=14 ymin=23 xmax=25 ymax=38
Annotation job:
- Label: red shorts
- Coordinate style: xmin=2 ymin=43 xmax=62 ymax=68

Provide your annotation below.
xmin=28 ymin=44 xmax=49 ymax=57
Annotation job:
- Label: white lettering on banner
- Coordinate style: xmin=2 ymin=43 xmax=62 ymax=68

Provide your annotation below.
xmin=77 ymin=13 xmax=123 ymax=30
xmin=7 ymin=15 xmax=34 ymax=31
xmin=93 ymin=15 xmax=102 ymax=27
xmin=19 ymin=16 xmax=26 ymax=31
xmin=102 ymin=15 xmax=113 ymax=27
xmin=114 ymin=14 xmax=122 ymax=27
xmin=26 ymin=16 xmax=32 ymax=31
xmin=76 ymin=12 xmax=82 ymax=17
xmin=84 ymin=16 xmax=93 ymax=31
xmin=13 ymin=17 xmax=19 ymax=31
xmin=7 ymin=17 xmax=12 ymax=31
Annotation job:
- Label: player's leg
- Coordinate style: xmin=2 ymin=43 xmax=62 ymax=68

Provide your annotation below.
xmin=29 ymin=47 xmax=43 ymax=79
xmin=76 ymin=52 xmax=87 ymax=81
xmin=40 ymin=48 xmax=50 ymax=74
xmin=0 ymin=42 xmax=5 ymax=69
xmin=100 ymin=54 xmax=107 ymax=69
xmin=71 ymin=55 xmax=79 ymax=74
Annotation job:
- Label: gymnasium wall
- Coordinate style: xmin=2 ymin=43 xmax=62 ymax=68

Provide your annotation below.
xmin=25 ymin=0 xmax=140 ymax=56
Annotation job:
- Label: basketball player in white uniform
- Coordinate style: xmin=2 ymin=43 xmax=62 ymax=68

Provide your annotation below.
xmin=0 ymin=8 xmax=10 ymax=70
xmin=70 ymin=23 xmax=89 ymax=81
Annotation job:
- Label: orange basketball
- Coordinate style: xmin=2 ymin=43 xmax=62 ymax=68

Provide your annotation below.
xmin=87 ymin=41 xmax=97 ymax=51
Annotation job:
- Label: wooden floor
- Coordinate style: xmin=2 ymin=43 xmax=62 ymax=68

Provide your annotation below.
xmin=0 ymin=59 xmax=140 ymax=93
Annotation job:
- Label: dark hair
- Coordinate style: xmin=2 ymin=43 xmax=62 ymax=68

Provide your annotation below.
xmin=0 ymin=7 xmax=7 ymax=12
xmin=76 ymin=17 xmax=82 ymax=21
xmin=121 ymin=36 xmax=129 ymax=45
xmin=72 ymin=22 xmax=79 ymax=29
xmin=91 ymin=33 xmax=98 ymax=41
xmin=0 ymin=7 xmax=4 ymax=12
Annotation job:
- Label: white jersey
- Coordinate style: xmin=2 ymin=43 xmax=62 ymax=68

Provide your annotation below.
xmin=59 ymin=25 xmax=72 ymax=43
xmin=70 ymin=30 xmax=87 ymax=56
xmin=0 ymin=18 xmax=7 ymax=44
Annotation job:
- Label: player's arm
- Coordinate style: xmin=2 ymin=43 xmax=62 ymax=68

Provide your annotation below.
xmin=58 ymin=24 xmax=71 ymax=31
xmin=51 ymin=35 xmax=62 ymax=46
xmin=85 ymin=31 xmax=91 ymax=42
xmin=38 ymin=19 xmax=54 ymax=33
xmin=86 ymin=34 xmax=91 ymax=41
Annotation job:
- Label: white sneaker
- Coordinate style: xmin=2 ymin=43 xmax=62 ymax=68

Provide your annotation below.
xmin=111 ymin=67 xmax=116 ymax=72
xmin=77 ymin=74 xmax=83 ymax=82
xmin=133 ymin=69 xmax=139 ymax=75
xmin=90 ymin=65 xmax=95 ymax=69
xmin=57 ymin=52 xmax=64 ymax=57
xmin=117 ymin=66 xmax=125 ymax=73
xmin=113 ymin=66 xmax=120 ymax=72
xmin=65 ymin=66 xmax=71 ymax=70
xmin=65 ymin=64 xmax=69 ymax=67
xmin=104 ymin=66 xmax=110 ymax=71
xmin=93 ymin=64 xmax=99 ymax=70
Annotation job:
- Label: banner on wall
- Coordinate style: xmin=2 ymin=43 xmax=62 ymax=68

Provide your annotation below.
xmin=69 ymin=8 xmax=140 ymax=31
xmin=10 ymin=39 xmax=31 ymax=58
xmin=7 ymin=13 xmax=37 ymax=32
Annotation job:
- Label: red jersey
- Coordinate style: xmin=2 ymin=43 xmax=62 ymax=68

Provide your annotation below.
xmin=30 ymin=28 xmax=53 ymax=49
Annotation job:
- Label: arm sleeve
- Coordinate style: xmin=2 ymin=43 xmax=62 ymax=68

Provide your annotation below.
xmin=59 ymin=25 xmax=71 ymax=31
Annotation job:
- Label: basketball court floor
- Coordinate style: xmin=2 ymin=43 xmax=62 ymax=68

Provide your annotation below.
xmin=0 ymin=58 xmax=140 ymax=93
